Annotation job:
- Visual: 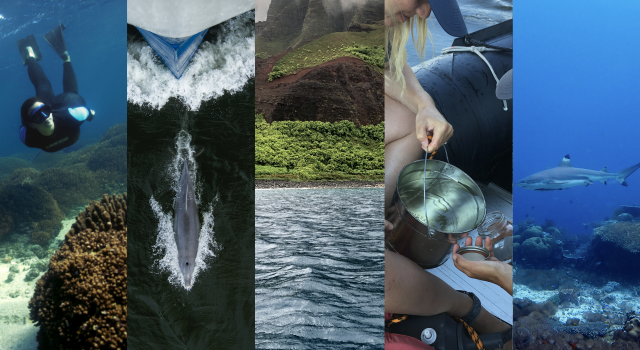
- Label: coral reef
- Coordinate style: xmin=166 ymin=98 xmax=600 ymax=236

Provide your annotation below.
xmin=560 ymin=289 xmax=579 ymax=304
xmin=514 ymin=220 xmax=565 ymax=268
xmin=29 ymin=230 xmax=51 ymax=245
xmin=24 ymin=268 xmax=39 ymax=282
xmin=612 ymin=206 xmax=640 ymax=220
xmin=580 ymin=222 xmax=640 ymax=279
xmin=522 ymin=226 xmax=544 ymax=239
xmin=87 ymin=127 xmax=127 ymax=175
xmin=0 ymin=157 xmax=34 ymax=180
xmin=514 ymin=298 xmax=640 ymax=349
xmin=594 ymin=222 xmax=640 ymax=253
xmin=0 ymin=203 xmax=12 ymax=238
xmin=518 ymin=235 xmax=563 ymax=268
xmin=0 ymin=124 xmax=126 ymax=245
xmin=0 ymin=184 xmax=65 ymax=245
xmin=37 ymin=166 xmax=102 ymax=213
xmin=618 ymin=213 xmax=634 ymax=222
xmin=29 ymin=194 xmax=127 ymax=350
xmin=618 ymin=312 xmax=640 ymax=342
xmin=552 ymin=321 xmax=609 ymax=339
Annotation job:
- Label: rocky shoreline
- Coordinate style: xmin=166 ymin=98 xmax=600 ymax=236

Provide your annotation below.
xmin=255 ymin=179 xmax=384 ymax=189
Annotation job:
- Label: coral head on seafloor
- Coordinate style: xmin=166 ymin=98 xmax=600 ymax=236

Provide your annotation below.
xmin=594 ymin=222 xmax=640 ymax=253
xmin=28 ymin=193 xmax=127 ymax=350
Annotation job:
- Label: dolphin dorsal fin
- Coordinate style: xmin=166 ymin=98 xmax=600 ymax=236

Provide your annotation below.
xmin=559 ymin=154 xmax=572 ymax=167
xmin=601 ymin=167 xmax=608 ymax=172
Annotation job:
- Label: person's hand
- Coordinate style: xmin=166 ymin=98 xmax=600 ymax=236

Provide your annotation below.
xmin=452 ymin=236 xmax=513 ymax=295
xmin=415 ymin=106 xmax=453 ymax=153
xmin=385 ymin=220 xmax=394 ymax=232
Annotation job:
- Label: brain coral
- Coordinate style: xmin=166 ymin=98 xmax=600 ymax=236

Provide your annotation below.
xmin=29 ymin=194 xmax=127 ymax=350
xmin=522 ymin=226 xmax=543 ymax=240
xmin=594 ymin=222 xmax=640 ymax=253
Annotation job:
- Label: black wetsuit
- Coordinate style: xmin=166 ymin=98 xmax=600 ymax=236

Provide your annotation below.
xmin=20 ymin=58 xmax=88 ymax=153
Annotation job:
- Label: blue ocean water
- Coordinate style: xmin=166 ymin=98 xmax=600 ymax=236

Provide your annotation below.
xmin=405 ymin=0 xmax=513 ymax=67
xmin=255 ymin=188 xmax=384 ymax=349
xmin=514 ymin=0 xmax=640 ymax=235
xmin=0 ymin=0 xmax=126 ymax=159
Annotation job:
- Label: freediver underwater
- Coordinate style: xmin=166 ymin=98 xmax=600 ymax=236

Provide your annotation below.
xmin=17 ymin=23 xmax=95 ymax=153
xmin=515 ymin=155 xmax=640 ymax=191
xmin=383 ymin=0 xmax=513 ymax=348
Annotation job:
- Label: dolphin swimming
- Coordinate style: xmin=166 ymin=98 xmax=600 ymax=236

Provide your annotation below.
xmin=174 ymin=161 xmax=200 ymax=289
xmin=515 ymin=155 xmax=640 ymax=191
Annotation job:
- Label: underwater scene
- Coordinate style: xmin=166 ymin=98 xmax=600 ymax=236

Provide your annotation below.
xmin=0 ymin=1 xmax=127 ymax=349
xmin=126 ymin=10 xmax=255 ymax=349
xmin=514 ymin=1 xmax=640 ymax=348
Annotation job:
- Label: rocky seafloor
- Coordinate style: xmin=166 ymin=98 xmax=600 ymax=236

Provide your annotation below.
xmin=513 ymin=205 xmax=640 ymax=349
xmin=0 ymin=218 xmax=75 ymax=350
xmin=0 ymin=124 xmax=127 ymax=350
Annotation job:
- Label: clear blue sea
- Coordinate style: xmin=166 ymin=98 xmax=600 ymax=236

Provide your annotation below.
xmin=0 ymin=0 xmax=126 ymax=159
xmin=514 ymin=0 xmax=640 ymax=236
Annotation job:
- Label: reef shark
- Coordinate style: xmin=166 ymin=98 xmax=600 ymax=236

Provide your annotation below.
xmin=174 ymin=161 xmax=200 ymax=289
xmin=515 ymin=155 xmax=640 ymax=191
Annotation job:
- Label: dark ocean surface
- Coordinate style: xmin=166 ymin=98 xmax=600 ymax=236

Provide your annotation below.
xmin=255 ymin=188 xmax=384 ymax=349
xmin=127 ymin=13 xmax=255 ymax=350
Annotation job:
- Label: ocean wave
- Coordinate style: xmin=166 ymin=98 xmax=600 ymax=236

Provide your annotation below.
xmin=127 ymin=11 xmax=255 ymax=111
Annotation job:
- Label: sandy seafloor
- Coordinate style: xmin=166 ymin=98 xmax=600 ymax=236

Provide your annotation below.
xmin=0 ymin=218 xmax=75 ymax=350
xmin=515 ymin=281 xmax=640 ymax=325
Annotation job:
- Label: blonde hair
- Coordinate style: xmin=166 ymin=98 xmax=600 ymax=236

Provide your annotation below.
xmin=385 ymin=0 xmax=434 ymax=96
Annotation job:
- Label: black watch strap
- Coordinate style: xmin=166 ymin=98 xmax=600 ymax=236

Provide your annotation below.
xmin=457 ymin=290 xmax=482 ymax=325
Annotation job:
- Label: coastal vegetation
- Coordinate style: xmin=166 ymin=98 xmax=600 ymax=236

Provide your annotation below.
xmin=255 ymin=114 xmax=384 ymax=181
xmin=268 ymin=27 xmax=385 ymax=81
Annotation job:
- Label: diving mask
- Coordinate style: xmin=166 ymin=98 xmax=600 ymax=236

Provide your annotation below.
xmin=30 ymin=104 xmax=52 ymax=124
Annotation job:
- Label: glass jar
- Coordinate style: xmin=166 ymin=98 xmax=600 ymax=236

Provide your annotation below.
xmin=477 ymin=211 xmax=512 ymax=263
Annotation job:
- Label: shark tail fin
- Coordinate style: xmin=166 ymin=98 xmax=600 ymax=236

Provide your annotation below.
xmin=616 ymin=162 xmax=640 ymax=186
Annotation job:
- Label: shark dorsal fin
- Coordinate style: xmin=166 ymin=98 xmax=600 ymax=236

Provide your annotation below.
xmin=601 ymin=167 xmax=608 ymax=172
xmin=559 ymin=154 xmax=572 ymax=167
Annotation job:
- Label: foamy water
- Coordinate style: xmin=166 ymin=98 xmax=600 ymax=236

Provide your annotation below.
xmin=127 ymin=10 xmax=255 ymax=111
xmin=149 ymin=131 xmax=219 ymax=291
